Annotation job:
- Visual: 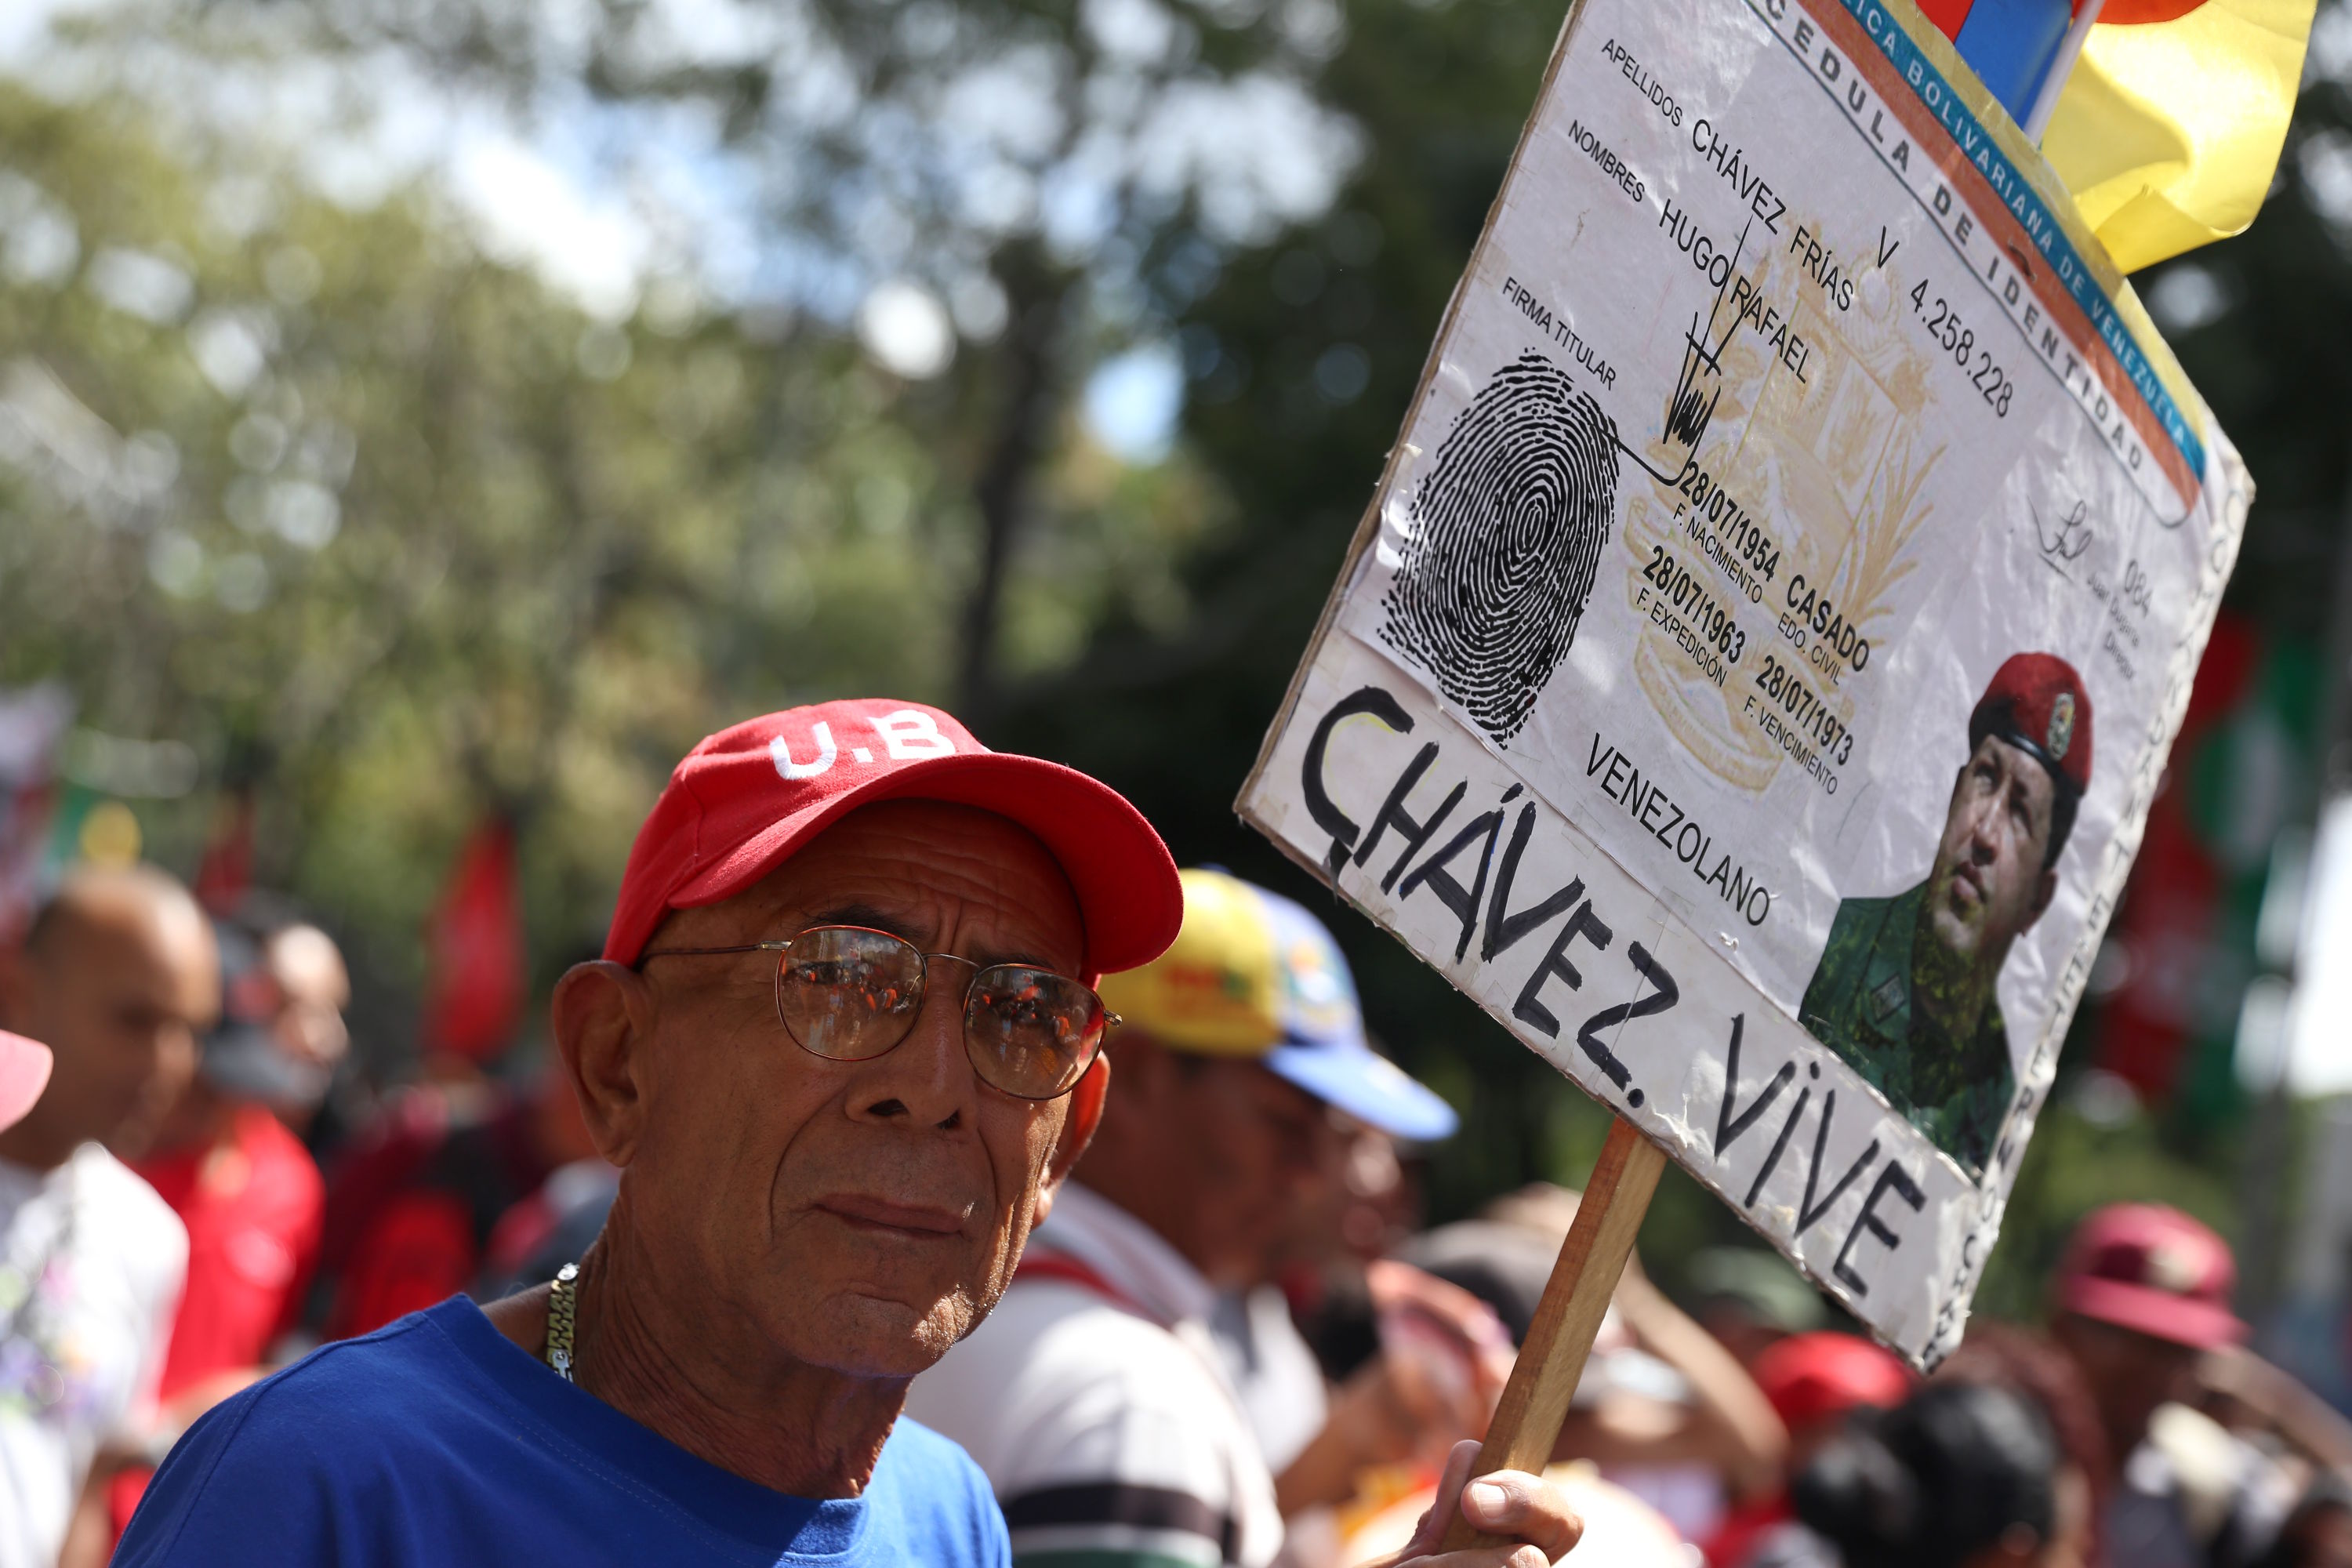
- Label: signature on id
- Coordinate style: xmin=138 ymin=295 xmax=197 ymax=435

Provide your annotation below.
xmin=2032 ymin=499 xmax=2094 ymax=579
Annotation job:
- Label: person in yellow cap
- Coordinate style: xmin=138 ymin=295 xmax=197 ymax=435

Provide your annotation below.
xmin=907 ymin=869 xmax=1523 ymax=1568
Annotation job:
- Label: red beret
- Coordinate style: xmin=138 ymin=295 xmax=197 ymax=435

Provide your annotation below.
xmin=1969 ymin=652 xmax=2091 ymax=797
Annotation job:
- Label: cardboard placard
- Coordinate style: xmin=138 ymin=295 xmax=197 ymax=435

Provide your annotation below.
xmin=1240 ymin=0 xmax=2248 ymax=1366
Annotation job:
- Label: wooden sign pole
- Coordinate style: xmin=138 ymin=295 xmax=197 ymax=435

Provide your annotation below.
xmin=1438 ymin=1114 xmax=1669 ymax=1552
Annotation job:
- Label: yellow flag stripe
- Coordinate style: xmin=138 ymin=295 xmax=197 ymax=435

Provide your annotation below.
xmin=2042 ymin=0 xmax=2315 ymax=272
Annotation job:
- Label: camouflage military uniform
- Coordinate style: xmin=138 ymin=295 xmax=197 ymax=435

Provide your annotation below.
xmin=1798 ymin=880 xmax=2016 ymax=1176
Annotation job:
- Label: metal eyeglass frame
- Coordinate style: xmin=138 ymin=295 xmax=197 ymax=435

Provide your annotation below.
xmin=637 ymin=924 xmax=1118 ymax=1102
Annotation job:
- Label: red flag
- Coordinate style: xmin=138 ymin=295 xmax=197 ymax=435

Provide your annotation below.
xmin=420 ymin=818 xmax=524 ymax=1064
xmin=2091 ymin=617 xmax=2258 ymax=1105
xmin=194 ymin=792 xmax=256 ymax=916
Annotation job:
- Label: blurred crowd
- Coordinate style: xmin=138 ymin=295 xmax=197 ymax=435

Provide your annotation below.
xmin=2 ymin=852 xmax=2349 ymax=1567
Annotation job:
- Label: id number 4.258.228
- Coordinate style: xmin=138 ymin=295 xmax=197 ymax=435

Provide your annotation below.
xmin=1908 ymin=279 xmax=2014 ymax=419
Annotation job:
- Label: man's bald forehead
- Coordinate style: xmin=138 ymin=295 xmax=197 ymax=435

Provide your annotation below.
xmin=270 ymin=923 xmax=349 ymax=989
xmin=24 ymin=864 xmax=210 ymax=962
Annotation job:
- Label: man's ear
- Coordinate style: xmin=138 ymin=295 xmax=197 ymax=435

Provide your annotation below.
xmin=551 ymin=960 xmax=659 ymax=1168
xmin=1033 ymin=1052 xmax=1112 ymax=1224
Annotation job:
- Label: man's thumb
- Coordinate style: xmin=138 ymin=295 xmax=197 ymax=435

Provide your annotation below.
xmin=1391 ymin=1439 xmax=1482 ymax=1564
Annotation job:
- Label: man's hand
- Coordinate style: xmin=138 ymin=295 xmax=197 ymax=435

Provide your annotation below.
xmin=1381 ymin=1440 xmax=1584 ymax=1566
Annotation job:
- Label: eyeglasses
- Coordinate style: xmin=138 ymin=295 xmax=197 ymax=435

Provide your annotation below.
xmin=638 ymin=924 xmax=1116 ymax=1102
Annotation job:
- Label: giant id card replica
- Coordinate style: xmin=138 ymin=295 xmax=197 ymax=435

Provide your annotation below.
xmin=1240 ymin=0 xmax=2250 ymax=1365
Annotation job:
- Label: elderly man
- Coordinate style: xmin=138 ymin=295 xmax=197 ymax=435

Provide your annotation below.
xmin=1800 ymin=653 xmax=2090 ymax=1173
xmin=117 ymin=702 xmax=1582 ymax=1566
xmin=0 ymin=866 xmax=212 ymax=1568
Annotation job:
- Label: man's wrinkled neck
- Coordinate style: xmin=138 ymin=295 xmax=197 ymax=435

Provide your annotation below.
xmin=573 ymin=1200 xmax=909 ymax=1499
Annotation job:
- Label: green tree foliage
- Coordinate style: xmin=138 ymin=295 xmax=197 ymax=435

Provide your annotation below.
xmin=96 ymin=0 xmax=1367 ymax=715
xmin=0 ymin=80 xmax=1221 ymax=1008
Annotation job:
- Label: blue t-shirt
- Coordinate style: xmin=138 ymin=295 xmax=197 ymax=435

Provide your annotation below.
xmin=115 ymin=1295 xmax=1011 ymax=1567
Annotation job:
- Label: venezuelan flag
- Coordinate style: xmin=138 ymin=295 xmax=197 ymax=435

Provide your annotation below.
xmin=2040 ymin=0 xmax=2316 ymax=272
xmin=1918 ymin=0 xmax=2085 ymax=125
xmin=1921 ymin=0 xmax=2317 ymax=273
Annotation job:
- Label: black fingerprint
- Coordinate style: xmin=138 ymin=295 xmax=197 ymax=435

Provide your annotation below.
xmin=1379 ymin=351 xmax=1621 ymax=745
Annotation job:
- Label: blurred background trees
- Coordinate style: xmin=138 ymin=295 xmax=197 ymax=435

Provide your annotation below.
xmin=2 ymin=0 xmax=2350 ymax=1341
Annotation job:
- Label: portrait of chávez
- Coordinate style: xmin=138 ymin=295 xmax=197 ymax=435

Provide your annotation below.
xmin=1800 ymin=653 xmax=2092 ymax=1176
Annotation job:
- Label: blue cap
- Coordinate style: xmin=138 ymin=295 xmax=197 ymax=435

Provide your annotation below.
xmin=1255 ymin=890 xmax=1458 ymax=1142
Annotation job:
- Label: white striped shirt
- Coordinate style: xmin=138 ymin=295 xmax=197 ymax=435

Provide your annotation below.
xmin=906 ymin=1184 xmax=1285 ymax=1568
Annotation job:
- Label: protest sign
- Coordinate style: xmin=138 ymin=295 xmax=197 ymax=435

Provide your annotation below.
xmin=1240 ymin=0 xmax=2249 ymax=1368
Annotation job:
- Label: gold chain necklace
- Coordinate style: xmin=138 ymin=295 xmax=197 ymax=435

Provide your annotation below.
xmin=544 ymin=1261 xmax=579 ymax=1383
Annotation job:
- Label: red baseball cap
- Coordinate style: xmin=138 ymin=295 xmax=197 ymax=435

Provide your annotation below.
xmin=602 ymin=699 xmax=1181 ymax=978
xmin=2056 ymin=1203 xmax=2245 ymax=1350
xmin=1751 ymin=1330 xmax=1915 ymax=1430
xmin=1971 ymin=652 xmax=2092 ymax=797
xmin=0 ymin=1030 xmax=52 ymax=1133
